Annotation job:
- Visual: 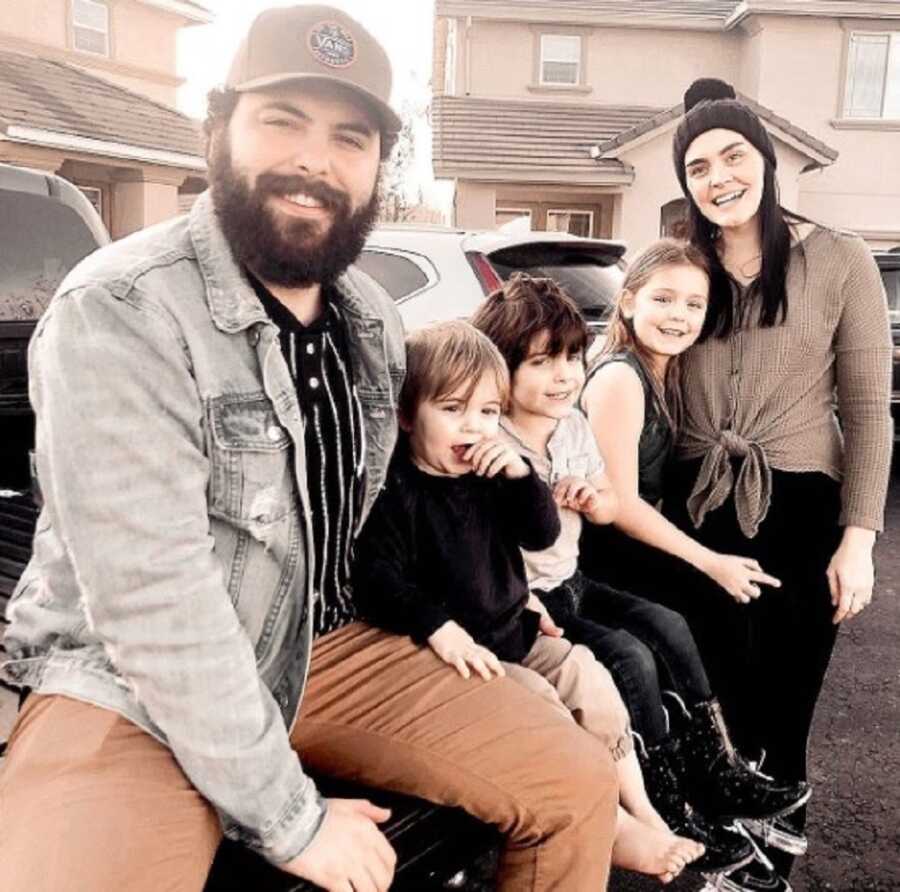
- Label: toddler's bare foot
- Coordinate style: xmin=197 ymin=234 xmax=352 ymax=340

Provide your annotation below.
xmin=612 ymin=807 xmax=705 ymax=883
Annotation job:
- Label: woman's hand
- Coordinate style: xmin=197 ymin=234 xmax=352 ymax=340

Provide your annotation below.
xmin=700 ymin=551 xmax=781 ymax=604
xmin=828 ymin=527 xmax=876 ymax=624
xmin=427 ymin=621 xmax=505 ymax=680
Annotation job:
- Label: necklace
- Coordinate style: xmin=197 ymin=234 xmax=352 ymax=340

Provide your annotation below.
xmin=737 ymin=253 xmax=762 ymax=279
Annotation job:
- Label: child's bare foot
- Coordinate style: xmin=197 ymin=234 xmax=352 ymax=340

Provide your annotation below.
xmin=628 ymin=801 xmax=671 ymax=835
xmin=612 ymin=807 xmax=705 ymax=883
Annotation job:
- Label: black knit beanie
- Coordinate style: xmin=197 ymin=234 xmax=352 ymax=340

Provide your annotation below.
xmin=672 ymin=78 xmax=777 ymax=196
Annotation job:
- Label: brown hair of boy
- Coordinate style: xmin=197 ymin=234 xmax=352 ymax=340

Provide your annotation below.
xmin=597 ymin=238 xmax=710 ymax=432
xmin=470 ymin=273 xmax=588 ymax=373
xmin=399 ymin=320 xmax=510 ymax=426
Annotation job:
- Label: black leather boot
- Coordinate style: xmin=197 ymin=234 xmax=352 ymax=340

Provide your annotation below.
xmin=680 ymin=700 xmax=811 ymax=822
xmin=638 ymin=735 xmax=755 ymax=874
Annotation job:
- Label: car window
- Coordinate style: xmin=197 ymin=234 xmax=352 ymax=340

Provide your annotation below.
xmin=881 ymin=266 xmax=899 ymax=322
xmin=488 ymin=251 xmax=624 ymax=320
xmin=356 ymin=250 xmax=431 ymax=301
xmin=0 ymin=191 xmax=100 ymax=321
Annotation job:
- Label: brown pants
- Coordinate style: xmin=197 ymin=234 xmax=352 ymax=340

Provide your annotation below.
xmin=0 ymin=623 xmax=617 ymax=891
xmin=507 ymin=635 xmax=633 ymax=762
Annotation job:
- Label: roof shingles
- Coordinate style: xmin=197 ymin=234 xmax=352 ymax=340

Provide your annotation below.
xmin=0 ymin=49 xmax=202 ymax=159
xmin=433 ymin=92 xmax=838 ymax=181
xmin=437 ymin=1 xmax=742 ymax=26
xmin=433 ymin=95 xmax=661 ymax=178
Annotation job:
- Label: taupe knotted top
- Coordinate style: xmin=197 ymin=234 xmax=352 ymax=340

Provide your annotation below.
xmin=678 ymin=226 xmax=892 ymax=538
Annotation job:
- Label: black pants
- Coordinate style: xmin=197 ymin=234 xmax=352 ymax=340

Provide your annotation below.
xmin=582 ymin=464 xmax=843 ymax=874
xmin=539 ymin=571 xmax=712 ymax=746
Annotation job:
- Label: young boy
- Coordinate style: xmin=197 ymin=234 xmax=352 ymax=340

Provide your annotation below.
xmin=352 ymin=320 xmax=703 ymax=884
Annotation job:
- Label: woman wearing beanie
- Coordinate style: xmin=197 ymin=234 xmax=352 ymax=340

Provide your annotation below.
xmin=654 ymin=78 xmax=892 ymax=885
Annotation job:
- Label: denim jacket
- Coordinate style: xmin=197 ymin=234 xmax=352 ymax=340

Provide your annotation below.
xmin=1 ymin=191 xmax=405 ymax=864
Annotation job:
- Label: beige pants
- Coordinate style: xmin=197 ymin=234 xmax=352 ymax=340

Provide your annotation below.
xmin=0 ymin=623 xmax=618 ymax=892
xmin=506 ymin=635 xmax=633 ymax=762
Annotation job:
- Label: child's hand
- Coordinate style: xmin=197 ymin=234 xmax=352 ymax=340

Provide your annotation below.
xmin=527 ymin=593 xmax=564 ymax=637
xmin=464 ymin=439 xmax=530 ymax=480
xmin=427 ymin=620 xmax=505 ymax=680
xmin=553 ymin=476 xmax=601 ymax=514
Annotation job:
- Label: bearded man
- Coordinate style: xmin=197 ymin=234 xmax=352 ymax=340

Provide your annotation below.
xmin=0 ymin=6 xmax=617 ymax=892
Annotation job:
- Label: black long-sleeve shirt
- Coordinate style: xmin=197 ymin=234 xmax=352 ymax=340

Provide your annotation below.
xmin=352 ymin=449 xmax=561 ymax=662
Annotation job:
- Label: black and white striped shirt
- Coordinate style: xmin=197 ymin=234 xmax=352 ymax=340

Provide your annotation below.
xmin=250 ymin=276 xmax=364 ymax=638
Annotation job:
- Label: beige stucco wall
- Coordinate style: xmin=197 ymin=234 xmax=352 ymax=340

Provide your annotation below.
xmin=111 ymin=175 xmax=180 ymax=238
xmin=455 ymin=181 xmax=496 ymax=229
xmin=0 ymin=0 xmax=68 ymax=47
xmin=461 ymin=19 xmax=740 ymax=105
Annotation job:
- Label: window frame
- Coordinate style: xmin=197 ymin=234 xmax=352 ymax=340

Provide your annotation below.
xmin=495 ymin=207 xmax=533 ymax=230
xmin=842 ymin=28 xmax=900 ymax=120
xmin=546 ymin=208 xmax=594 ymax=239
xmin=529 ymin=27 xmax=591 ymax=94
xmin=539 ymin=34 xmax=582 ymax=87
xmin=71 ymin=0 xmax=110 ymax=58
xmin=354 ymin=247 xmax=438 ymax=304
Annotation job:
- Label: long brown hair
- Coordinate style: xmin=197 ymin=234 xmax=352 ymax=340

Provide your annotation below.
xmin=594 ymin=238 xmax=709 ymax=432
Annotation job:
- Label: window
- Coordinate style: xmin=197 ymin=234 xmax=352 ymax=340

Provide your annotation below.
xmin=72 ymin=0 xmax=109 ymax=56
xmin=660 ymin=198 xmax=688 ymax=239
xmin=546 ymin=209 xmax=593 ymax=238
xmin=78 ymin=186 xmax=104 ymax=222
xmin=880 ymin=265 xmax=900 ymax=322
xmin=495 ymin=208 xmax=532 ymax=232
xmin=0 ymin=191 xmax=100 ymax=321
xmin=355 ymin=250 xmax=431 ymax=301
xmin=844 ymin=31 xmax=900 ymax=118
xmin=540 ymin=35 xmax=581 ymax=86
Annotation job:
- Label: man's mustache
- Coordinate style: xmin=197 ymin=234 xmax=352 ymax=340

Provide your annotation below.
xmin=254 ymin=173 xmax=350 ymax=215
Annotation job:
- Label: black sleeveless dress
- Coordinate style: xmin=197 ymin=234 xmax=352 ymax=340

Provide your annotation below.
xmin=578 ymin=352 xmax=680 ymax=588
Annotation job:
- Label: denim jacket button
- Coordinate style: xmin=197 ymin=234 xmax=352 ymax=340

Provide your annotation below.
xmin=248 ymin=328 xmax=260 ymax=347
xmin=267 ymin=425 xmax=283 ymax=442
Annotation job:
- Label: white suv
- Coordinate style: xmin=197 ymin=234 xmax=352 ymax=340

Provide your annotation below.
xmin=358 ymin=225 xmax=626 ymax=333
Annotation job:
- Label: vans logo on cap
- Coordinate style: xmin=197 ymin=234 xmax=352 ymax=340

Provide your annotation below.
xmin=308 ymin=21 xmax=356 ymax=68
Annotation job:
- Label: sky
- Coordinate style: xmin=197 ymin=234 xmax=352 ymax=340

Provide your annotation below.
xmin=177 ymin=0 xmax=447 ymax=210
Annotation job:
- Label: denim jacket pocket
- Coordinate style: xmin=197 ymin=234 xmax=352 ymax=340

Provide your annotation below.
xmin=207 ymin=393 xmax=294 ymax=527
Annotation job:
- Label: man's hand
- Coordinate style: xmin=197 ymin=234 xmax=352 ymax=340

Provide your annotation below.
xmin=282 ymin=798 xmax=396 ymax=892
xmin=527 ymin=593 xmax=564 ymax=637
xmin=427 ymin=620 xmax=505 ymax=680
xmin=463 ymin=439 xmax=530 ymax=479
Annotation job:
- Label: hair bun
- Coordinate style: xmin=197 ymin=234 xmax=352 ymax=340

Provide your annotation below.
xmin=683 ymin=78 xmax=736 ymax=112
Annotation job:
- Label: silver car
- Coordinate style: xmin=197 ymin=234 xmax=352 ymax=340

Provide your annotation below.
xmin=358 ymin=225 xmax=626 ymax=333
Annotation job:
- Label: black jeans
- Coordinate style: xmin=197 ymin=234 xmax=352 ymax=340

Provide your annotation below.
xmin=586 ymin=463 xmax=844 ymax=876
xmin=540 ymin=571 xmax=712 ymax=746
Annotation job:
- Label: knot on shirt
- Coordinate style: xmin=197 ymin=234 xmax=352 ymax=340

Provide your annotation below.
xmin=686 ymin=430 xmax=773 ymax=539
xmin=719 ymin=429 xmax=751 ymax=458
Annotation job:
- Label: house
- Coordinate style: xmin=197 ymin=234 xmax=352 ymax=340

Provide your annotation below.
xmin=432 ymin=0 xmax=900 ymax=252
xmin=0 ymin=0 xmax=212 ymax=238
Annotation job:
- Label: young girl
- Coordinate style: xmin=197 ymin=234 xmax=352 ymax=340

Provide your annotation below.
xmin=352 ymin=320 xmax=704 ymax=885
xmin=472 ymin=272 xmax=809 ymax=891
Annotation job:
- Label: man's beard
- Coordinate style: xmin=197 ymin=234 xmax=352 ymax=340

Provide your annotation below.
xmin=208 ymin=134 xmax=380 ymax=288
